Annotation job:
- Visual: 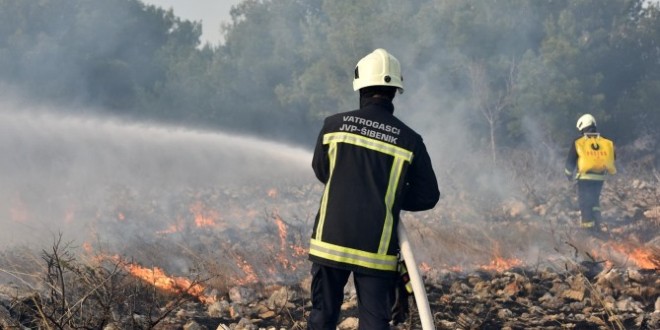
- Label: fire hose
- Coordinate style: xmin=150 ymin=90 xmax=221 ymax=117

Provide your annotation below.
xmin=398 ymin=221 xmax=436 ymax=330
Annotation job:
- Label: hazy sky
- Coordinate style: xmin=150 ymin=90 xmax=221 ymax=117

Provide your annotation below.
xmin=141 ymin=0 xmax=243 ymax=45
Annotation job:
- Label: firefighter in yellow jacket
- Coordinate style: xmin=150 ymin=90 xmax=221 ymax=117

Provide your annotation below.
xmin=307 ymin=49 xmax=440 ymax=329
xmin=564 ymin=114 xmax=616 ymax=231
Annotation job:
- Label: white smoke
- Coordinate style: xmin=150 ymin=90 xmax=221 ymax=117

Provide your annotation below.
xmin=0 ymin=98 xmax=315 ymax=248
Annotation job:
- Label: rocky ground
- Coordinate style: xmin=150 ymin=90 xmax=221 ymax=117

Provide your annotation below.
xmin=0 ymin=153 xmax=658 ymax=329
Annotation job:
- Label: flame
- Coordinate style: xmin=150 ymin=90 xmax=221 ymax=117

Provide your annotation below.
xmin=157 ymin=217 xmax=185 ymax=235
xmin=479 ymin=256 xmax=524 ymax=272
xmin=90 ymin=255 xmax=213 ymax=303
xmin=189 ymin=201 xmax=220 ymax=228
xmin=82 ymin=241 xmax=93 ymax=254
xmin=64 ymin=207 xmax=75 ymax=224
xmin=448 ymin=265 xmax=464 ymax=273
xmin=157 ymin=223 xmax=184 ymax=234
xmin=156 ymin=201 xmax=222 ymax=234
xmin=233 ymin=254 xmax=259 ymax=285
xmin=125 ymin=263 xmax=213 ymax=303
xmin=267 ymin=188 xmax=278 ymax=198
xmin=9 ymin=195 xmax=29 ymax=223
xmin=270 ymin=211 xmax=308 ymax=271
xmin=608 ymin=243 xmax=659 ymax=270
xmin=478 ymin=242 xmax=523 ymax=272
xmin=291 ymin=244 xmax=307 ymax=257
xmin=588 ymin=240 xmax=659 ymax=270
xmin=273 ymin=212 xmax=287 ymax=249
xmin=272 ymin=211 xmax=290 ymax=269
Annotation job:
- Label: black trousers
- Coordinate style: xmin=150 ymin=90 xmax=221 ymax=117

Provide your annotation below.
xmin=307 ymin=263 xmax=396 ymax=330
xmin=577 ymin=179 xmax=604 ymax=225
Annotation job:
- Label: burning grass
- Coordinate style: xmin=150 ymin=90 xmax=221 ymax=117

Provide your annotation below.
xmin=1 ymin=151 xmax=658 ymax=328
xmin=1 ymin=238 xmax=657 ymax=329
xmin=0 ymin=235 xmax=202 ymax=329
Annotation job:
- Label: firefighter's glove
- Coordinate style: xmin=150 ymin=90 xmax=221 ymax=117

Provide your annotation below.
xmin=398 ymin=261 xmax=413 ymax=295
xmin=391 ymin=260 xmax=411 ymax=325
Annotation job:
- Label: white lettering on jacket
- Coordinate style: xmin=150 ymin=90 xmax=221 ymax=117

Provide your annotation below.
xmin=341 ymin=116 xmax=401 ymax=144
xmin=342 ymin=116 xmax=401 ymax=135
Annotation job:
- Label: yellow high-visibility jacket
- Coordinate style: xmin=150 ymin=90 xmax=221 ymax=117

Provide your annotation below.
xmin=565 ymin=132 xmax=616 ymax=180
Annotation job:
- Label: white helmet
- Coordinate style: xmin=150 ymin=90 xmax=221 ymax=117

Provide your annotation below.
xmin=353 ymin=48 xmax=404 ymax=94
xmin=576 ymin=114 xmax=597 ymax=131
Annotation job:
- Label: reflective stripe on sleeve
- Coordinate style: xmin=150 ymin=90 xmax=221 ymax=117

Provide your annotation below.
xmin=378 ymin=157 xmax=405 ymax=254
xmin=315 ymin=142 xmax=338 ymax=239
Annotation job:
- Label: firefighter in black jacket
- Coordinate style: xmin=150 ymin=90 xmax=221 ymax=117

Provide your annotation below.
xmin=307 ymin=48 xmax=440 ymax=330
xmin=564 ymin=113 xmax=616 ymax=231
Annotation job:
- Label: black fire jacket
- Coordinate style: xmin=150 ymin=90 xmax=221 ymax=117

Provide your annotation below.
xmin=309 ymin=97 xmax=440 ymax=277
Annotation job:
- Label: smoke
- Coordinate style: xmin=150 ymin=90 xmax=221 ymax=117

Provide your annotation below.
xmin=377 ymin=25 xmax=569 ymax=212
xmin=358 ymin=36 xmax=576 ymax=270
xmin=395 ymin=57 xmax=518 ymax=205
xmin=0 ymin=97 xmax=315 ymax=249
xmin=140 ymin=0 xmax=242 ymax=45
xmin=0 ymin=1 xmax=589 ymax=280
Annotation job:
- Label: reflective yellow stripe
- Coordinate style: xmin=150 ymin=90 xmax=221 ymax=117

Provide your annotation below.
xmin=310 ymin=239 xmax=399 ymax=271
xmin=577 ymin=173 xmax=605 ymax=180
xmin=316 ymin=143 xmax=338 ymax=239
xmin=323 ymin=132 xmax=413 ymax=161
xmin=378 ymin=157 xmax=405 ymax=254
xmin=580 ymin=221 xmax=595 ymax=228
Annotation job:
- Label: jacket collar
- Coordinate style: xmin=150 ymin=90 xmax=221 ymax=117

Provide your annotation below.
xmin=359 ymin=96 xmax=394 ymax=114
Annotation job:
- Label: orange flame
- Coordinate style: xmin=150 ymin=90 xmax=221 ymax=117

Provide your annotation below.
xmin=63 ymin=209 xmax=74 ymax=224
xmin=9 ymin=195 xmax=29 ymax=223
xmin=233 ymin=254 xmax=259 ymax=285
xmin=447 ymin=265 xmax=464 ymax=273
xmin=478 ymin=242 xmax=523 ymax=272
xmin=267 ymin=188 xmax=278 ymax=198
xmin=91 ymin=255 xmax=213 ymax=303
xmin=82 ymin=241 xmax=93 ymax=254
xmin=272 ymin=212 xmax=289 ymax=267
xmin=124 ymin=263 xmax=213 ymax=304
xmin=608 ymin=243 xmax=659 ymax=270
xmin=189 ymin=201 xmax=220 ymax=228
xmin=479 ymin=256 xmax=523 ymax=272
xmin=270 ymin=211 xmax=307 ymax=271
xmin=157 ymin=217 xmax=185 ymax=234
xmin=273 ymin=212 xmax=287 ymax=250
xmin=291 ymin=244 xmax=307 ymax=257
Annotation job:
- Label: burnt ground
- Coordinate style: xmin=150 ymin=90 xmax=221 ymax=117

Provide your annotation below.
xmin=1 ymin=154 xmax=658 ymax=329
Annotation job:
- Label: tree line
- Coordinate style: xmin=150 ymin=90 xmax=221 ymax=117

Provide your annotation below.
xmin=1 ymin=0 xmax=659 ymax=152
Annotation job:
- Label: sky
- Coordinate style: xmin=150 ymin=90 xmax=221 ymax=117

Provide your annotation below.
xmin=141 ymin=0 xmax=243 ymax=45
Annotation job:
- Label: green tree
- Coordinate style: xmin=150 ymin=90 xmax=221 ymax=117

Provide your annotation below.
xmin=609 ymin=2 xmax=660 ymax=141
xmin=208 ymin=0 xmax=319 ymax=140
xmin=519 ymin=0 xmax=658 ymax=145
xmin=2 ymin=0 xmax=659 ymax=149
xmin=0 ymin=0 xmax=201 ymax=113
